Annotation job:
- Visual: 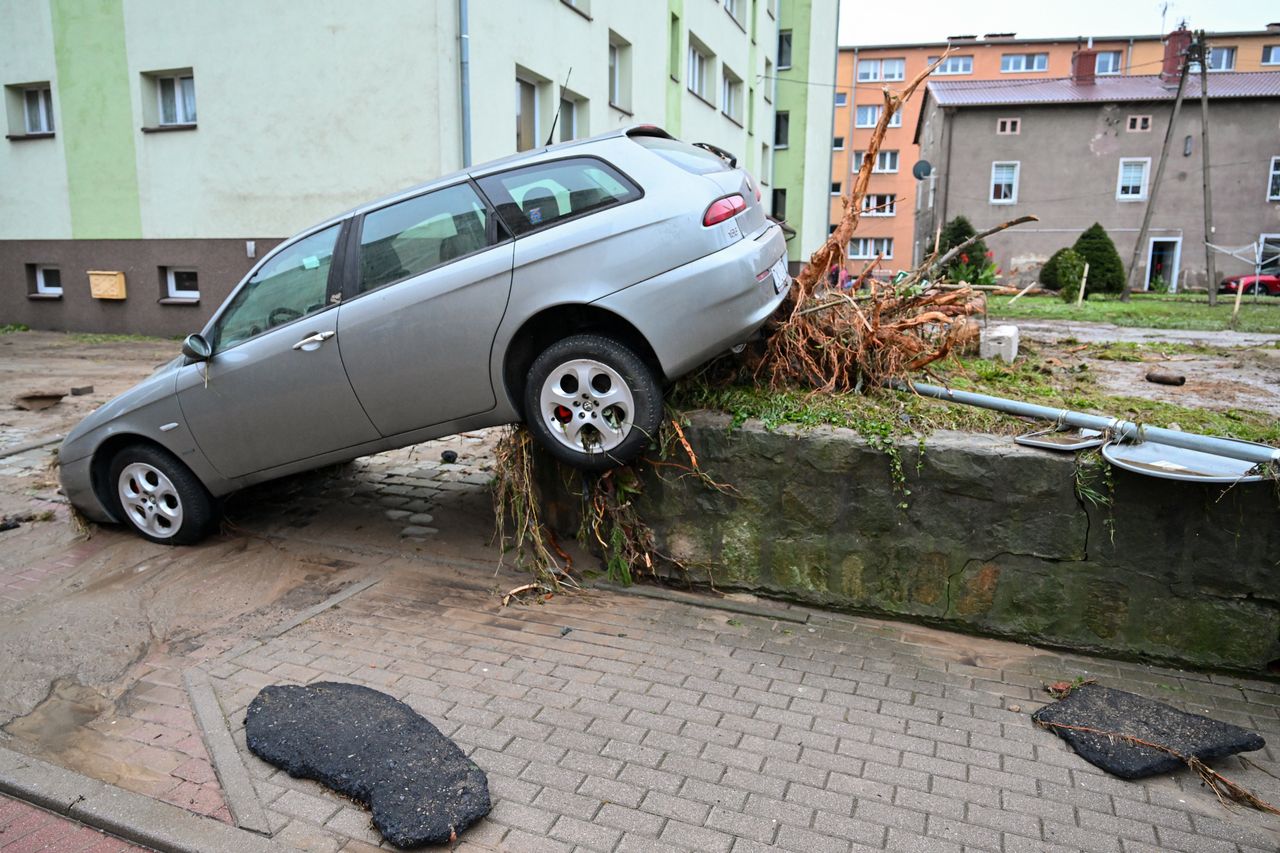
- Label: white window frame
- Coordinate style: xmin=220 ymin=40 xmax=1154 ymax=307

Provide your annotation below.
xmin=996 ymin=117 xmax=1020 ymax=135
xmin=165 ymin=267 xmax=199 ymax=299
xmin=1127 ymin=114 xmax=1152 ymax=132
xmin=608 ymin=43 xmax=620 ymax=107
xmin=857 ymin=59 xmax=879 ymax=81
xmin=156 ymin=74 xmax=196 ymax=126
xmin=774 ymin=110 xmax=789 ymax=148
xmin=721 ymin=65 xmax=743 ymax=123
xmin=1095 ymin=51 xmax=1123 ymax=75
xmin=777 ymin=30 xmax=792 ymax=70
xmin=855 ymin=106 xmax=877 ymax=128
xmin=834 ymin=91 xmax=847 ymax=107
xmin=1268 ymin=156 xmax=1280 ymax=202
xmin=1206 ymin=46 xmax=1236 ymax=72
xmin=862 ymin=194 xmax=896 ymax=216
xmin=833 ymin=135 xmax=844 ymax=150
xmin=688 ymin=41 xmax=712 ymax=102
xmin=1263 ymin=46 xmax=1280 ymax=66
xmin=1116 ymin=157 xmax=1151 ymax=202
xmin=882 ymin=58 xmax=905 ymax=81
xmin=929 ymin=55 xmax=973 ymax=75
xmin=990 ymin=161 xmax=1019 ymax=204
xmin=831 ymin=181 xmax=841 ymax=196
xmin=877 ymin=150 xmax=898 ymax=172
xmin=849 ymin=237 xmax=894 ymax=259
xmin=763 ymin=58 xmax=773 ymax=103
xmin=558 ymin=95 xmax=578 ymax=142
xmin=515 ymin=76 xmax=540 ymax=152
xmin=1000 ymin=53 xmax=1048 ymax=73
xmin=34 ymin=265 xmax=62 ymax=295
xmin=23 ymin=86 xmax=54 ymax=134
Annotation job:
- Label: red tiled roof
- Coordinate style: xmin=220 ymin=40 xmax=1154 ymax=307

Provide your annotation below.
xmin=926 ymin=71 xmax=1280 ymax=107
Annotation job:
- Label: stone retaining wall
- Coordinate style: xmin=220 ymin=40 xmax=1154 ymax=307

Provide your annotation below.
xmin=536 ymin=412 xmax=1280 ymax=673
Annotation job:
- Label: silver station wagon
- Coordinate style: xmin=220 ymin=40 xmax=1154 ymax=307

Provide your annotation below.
xmin=59 ymin=126 xmax=791 ymax=544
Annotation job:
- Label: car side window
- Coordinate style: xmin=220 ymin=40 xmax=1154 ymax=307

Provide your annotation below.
xmin=210 ymin=224 xmax=341 ymax=352
xmin=478 ymin=157 xmax=641 ymax=237
xmin=356 ymin=183 xmax=496 ymax=294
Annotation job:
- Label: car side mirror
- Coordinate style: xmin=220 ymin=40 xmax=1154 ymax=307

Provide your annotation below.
xmin=182 ymin=333 xmax=212 ymax=362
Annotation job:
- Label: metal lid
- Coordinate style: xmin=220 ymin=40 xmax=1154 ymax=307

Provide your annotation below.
xmin=1101 ymin=438 xmax=1271 ymax=483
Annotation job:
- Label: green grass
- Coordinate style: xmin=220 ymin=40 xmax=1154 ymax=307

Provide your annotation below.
xmin=987 ymin=293 xmax=1280 ymax=333
xmin=674 ymin=350 xmax=1280 ymax=448
xmin=69 ymin=332 xmax=174 ymax=345
xmin=0 ymin=323 xmax=30 ymax=334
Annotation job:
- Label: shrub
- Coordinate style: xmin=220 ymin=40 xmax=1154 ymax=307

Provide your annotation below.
xmin=1054 ymin=249 xmax=1088 ymax=303
xmin=1038 ymin=248 xmax=1073 ymax=291
xmin=937 ymin=216 xmax=988 ymax=278
xmin=1072 ymin=223 xmax=1125 ymax=294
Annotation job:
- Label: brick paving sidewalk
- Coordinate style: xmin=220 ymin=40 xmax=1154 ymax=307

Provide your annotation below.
xmin=0 ymin=794 xmax=148 ymax=852
xmin=203 ymin=563 xmax=1280 ymax=853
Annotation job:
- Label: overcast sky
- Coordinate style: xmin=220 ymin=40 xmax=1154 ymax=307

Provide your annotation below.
xmin=837 ymin=0 xmax=1279 ymax=46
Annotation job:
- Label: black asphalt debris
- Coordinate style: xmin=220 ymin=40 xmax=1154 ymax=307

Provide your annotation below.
xmin=441 ymin=450 xmax=458 ymax=463
xmin=1033 ymin=683 xmax=1266 ymax=779
xmin=245 ymin=682 xmax=490 ymax=847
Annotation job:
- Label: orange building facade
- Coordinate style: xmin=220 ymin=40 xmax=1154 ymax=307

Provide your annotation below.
xmin=831 ymin=25 xmax=1280 ymax=273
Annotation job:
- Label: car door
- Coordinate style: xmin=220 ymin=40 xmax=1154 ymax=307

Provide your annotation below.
xmin=335 ymin=181 xmax=514 ymax=437
xmin=175 ymin=221 xmax=381 ymax=478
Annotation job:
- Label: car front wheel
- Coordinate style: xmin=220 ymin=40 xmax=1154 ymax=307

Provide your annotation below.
xmin=524 ymin=334 xmax=663 ymax=472
xmin=109 ymin=443 xmax=217 ymax=545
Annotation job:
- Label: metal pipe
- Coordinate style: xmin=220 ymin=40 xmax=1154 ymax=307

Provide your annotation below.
xmin=458 ymin=0 xmax=472 ymax=168
xmin=901 ymin=381 xmax=1280 ymax=466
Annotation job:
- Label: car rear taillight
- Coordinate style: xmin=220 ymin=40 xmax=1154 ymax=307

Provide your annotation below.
xmin=703 ymin=194 xmax=746 ymax=227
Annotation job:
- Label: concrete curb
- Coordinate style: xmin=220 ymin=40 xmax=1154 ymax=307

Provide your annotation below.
xmin=0 ymin=745 xmax=282 ymax=852
xmin=0 ymin=433 xmax=63 ymax=460
xmin=183 ymin=668 xmax=272 ymax=836
xmin=264 ymin=577 xmax=379 ymax=639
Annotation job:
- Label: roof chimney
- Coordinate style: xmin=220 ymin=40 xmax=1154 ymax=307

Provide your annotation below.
xmin=1267 ymin=22 xmax=1280 ymax=32
xmin=1161 ymin=26 xmax=1192 ymax=85
xmin=1071 ymin=48 xmax=1098 ymax=85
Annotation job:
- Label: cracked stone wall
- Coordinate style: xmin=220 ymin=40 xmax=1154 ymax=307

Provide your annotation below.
xmin=537 ymin=412 xmax=1280 ymax=673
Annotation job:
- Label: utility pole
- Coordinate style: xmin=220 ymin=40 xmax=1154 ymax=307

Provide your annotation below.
xmin=1122 ymin=37 xmax=1190 ymax=301
xmin=1196 ymin=31 xmax=1217 ymax=305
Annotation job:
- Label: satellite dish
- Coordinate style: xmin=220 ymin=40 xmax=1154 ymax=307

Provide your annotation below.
xmin=912 ymin=160 xmax=933 ymax=180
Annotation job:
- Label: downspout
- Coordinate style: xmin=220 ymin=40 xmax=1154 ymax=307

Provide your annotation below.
xmin=458 ymin=0 xmax=472 ymax=167
xmin=940 ymin=107 xmax=954 ymax=231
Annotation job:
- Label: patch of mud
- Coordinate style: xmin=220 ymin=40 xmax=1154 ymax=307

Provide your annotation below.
xmin=1087 ymin=350 xmax=1280 ymax=417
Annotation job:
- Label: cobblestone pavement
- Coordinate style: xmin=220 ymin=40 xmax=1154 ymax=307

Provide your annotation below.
xmin=0 ymin=794 xmax=148 ymax=852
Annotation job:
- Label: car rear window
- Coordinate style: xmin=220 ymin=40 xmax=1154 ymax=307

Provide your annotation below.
xmin=478 ymin=157 xmax=641 ymax=237
xmin=631 ymin=135 xmax=731 ymax=175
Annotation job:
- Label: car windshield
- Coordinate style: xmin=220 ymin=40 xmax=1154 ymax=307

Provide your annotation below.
xmin=631 ymin=135 xmax=731 ymax=175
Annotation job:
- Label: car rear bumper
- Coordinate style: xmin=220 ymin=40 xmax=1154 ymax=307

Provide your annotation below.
xmin=58 ymin=452 xmax=116 ymax=523
xmin=592 ymin=221 xmax=790 ymax=381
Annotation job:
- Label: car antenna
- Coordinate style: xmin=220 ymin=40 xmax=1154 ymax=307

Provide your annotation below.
xmin=544 ymin=67 xmax=573 ymax=147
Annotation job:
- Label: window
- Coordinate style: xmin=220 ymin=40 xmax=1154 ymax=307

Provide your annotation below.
xmin=669 ymin=14 xmax=681 ymax=81
xmin=211 ymin=224 xmax=341 ymax=352
xmin=1264 ymin=46 xmax=1280 ymax=66
xmin=833 ymin=136 xmax=844 ymax=150
xmin=156 ymin=74 xmax=196 ymax=125
xmin=831 ymin=182 xmax=841 ymax=195
xmin=1000 ymin=53 xmax=1048 ymax=73
xmin=561 ymin=0 xmax=590 ymax=13
xmin=688 ymin=38 xmax=713 ymax=102
xmin=516 ymin=77 xmax=539 ymax=152
xmin=763 ymin=58 xmax=773 ymax=102
xmin=19 ymin=85 xmax=54 ymax=134
xmin=855 ymin=105 xmax=900 ymax=128
xmin=990 ymin=161 xmax=1019 ymax=203
xmin=164 ymin=268 xmax=199 ymax=299
xmin=558 ymin=95 xmax=579 ymax=142
xmin=774 ymin=110 xmax=789 ymax=147
xmin=608 ymin=32 xmax=632 ymax=111
xmin=857 ymin=58 xmax=905 ymax=81
xmin=996 ymin=117 xmax=1020 ymax=135
xmin=356 ymin=183 xmax=496 ymax=294
xmin=32 ymin=265 xmax=62 ymax=296
xmin=1095 ymin=50 xmax=1123 ymax=75
xmin=834 ymin=91 xmax=847 ymax=107
xmin=760 ymin=142 xmax=770 ymax=184
xmin=724 ymin=0 xmax=743 ymax=26
xmin=1207 ymin=46 xmax=1236 ymax=71
xmin=777 ymin=30 xmax=792 ymax=69
xmin=849 ymin=237 xmax=893 ymax=259
xmin=722 ymin=65 xmax=743 ymax=123
xmin=1127 ymin=114 xmax=1152 ymax=132
xmin=1116 ymin=157 xmax=1150 ymax=201
xmin=852 ymin=150 xmax=899 ymax=172
xmin=1268 ymin=156 xmax=1279 ymax=201
xmin=862 ymin=194 xmax=896 ymax=216
xmin=771 ymin=188 xmax=787 ymax=219
xmin=478 ymin=157 xmax=641 ymax=237
xmin=929 ymin=55 xmax=973 ymax=75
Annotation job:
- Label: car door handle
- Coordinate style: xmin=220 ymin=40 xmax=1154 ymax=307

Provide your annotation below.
xmin=292 ymin=331 xmax=335 ymax=350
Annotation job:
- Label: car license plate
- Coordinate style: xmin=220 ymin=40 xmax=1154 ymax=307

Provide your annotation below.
xmin=770 ymin=257 xmax=789 ymax=294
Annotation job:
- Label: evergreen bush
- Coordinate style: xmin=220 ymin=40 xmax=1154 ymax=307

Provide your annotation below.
xmin=1072 ymin=223 xmax=1125 ymax=294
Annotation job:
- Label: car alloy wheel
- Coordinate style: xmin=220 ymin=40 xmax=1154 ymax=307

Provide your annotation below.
xmin=524 ymin=334 xmax=663 ymax=472
xmin=117 ymin=462 xmax=184 ymax=539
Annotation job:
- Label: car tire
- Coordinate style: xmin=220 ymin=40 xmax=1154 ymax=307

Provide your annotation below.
xmin=524 ymin=334 xmax=663 ymax=472
xmin=108 ymin=443 xmax=217 ymax=545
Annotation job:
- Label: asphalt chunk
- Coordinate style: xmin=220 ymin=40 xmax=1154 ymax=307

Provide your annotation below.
xmin=245 ymin=681 xmax=491 ymax=847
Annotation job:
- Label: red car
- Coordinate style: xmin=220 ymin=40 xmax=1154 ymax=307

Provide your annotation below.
xmin=1219 ymin=273 xmax=1280 ymax=296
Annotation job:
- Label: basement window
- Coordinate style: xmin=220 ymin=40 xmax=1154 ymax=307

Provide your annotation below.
xmin=28 ymin=264 xmax=62 ymax=297
xmin=164 ymin=267 xmax=199 ymax=301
